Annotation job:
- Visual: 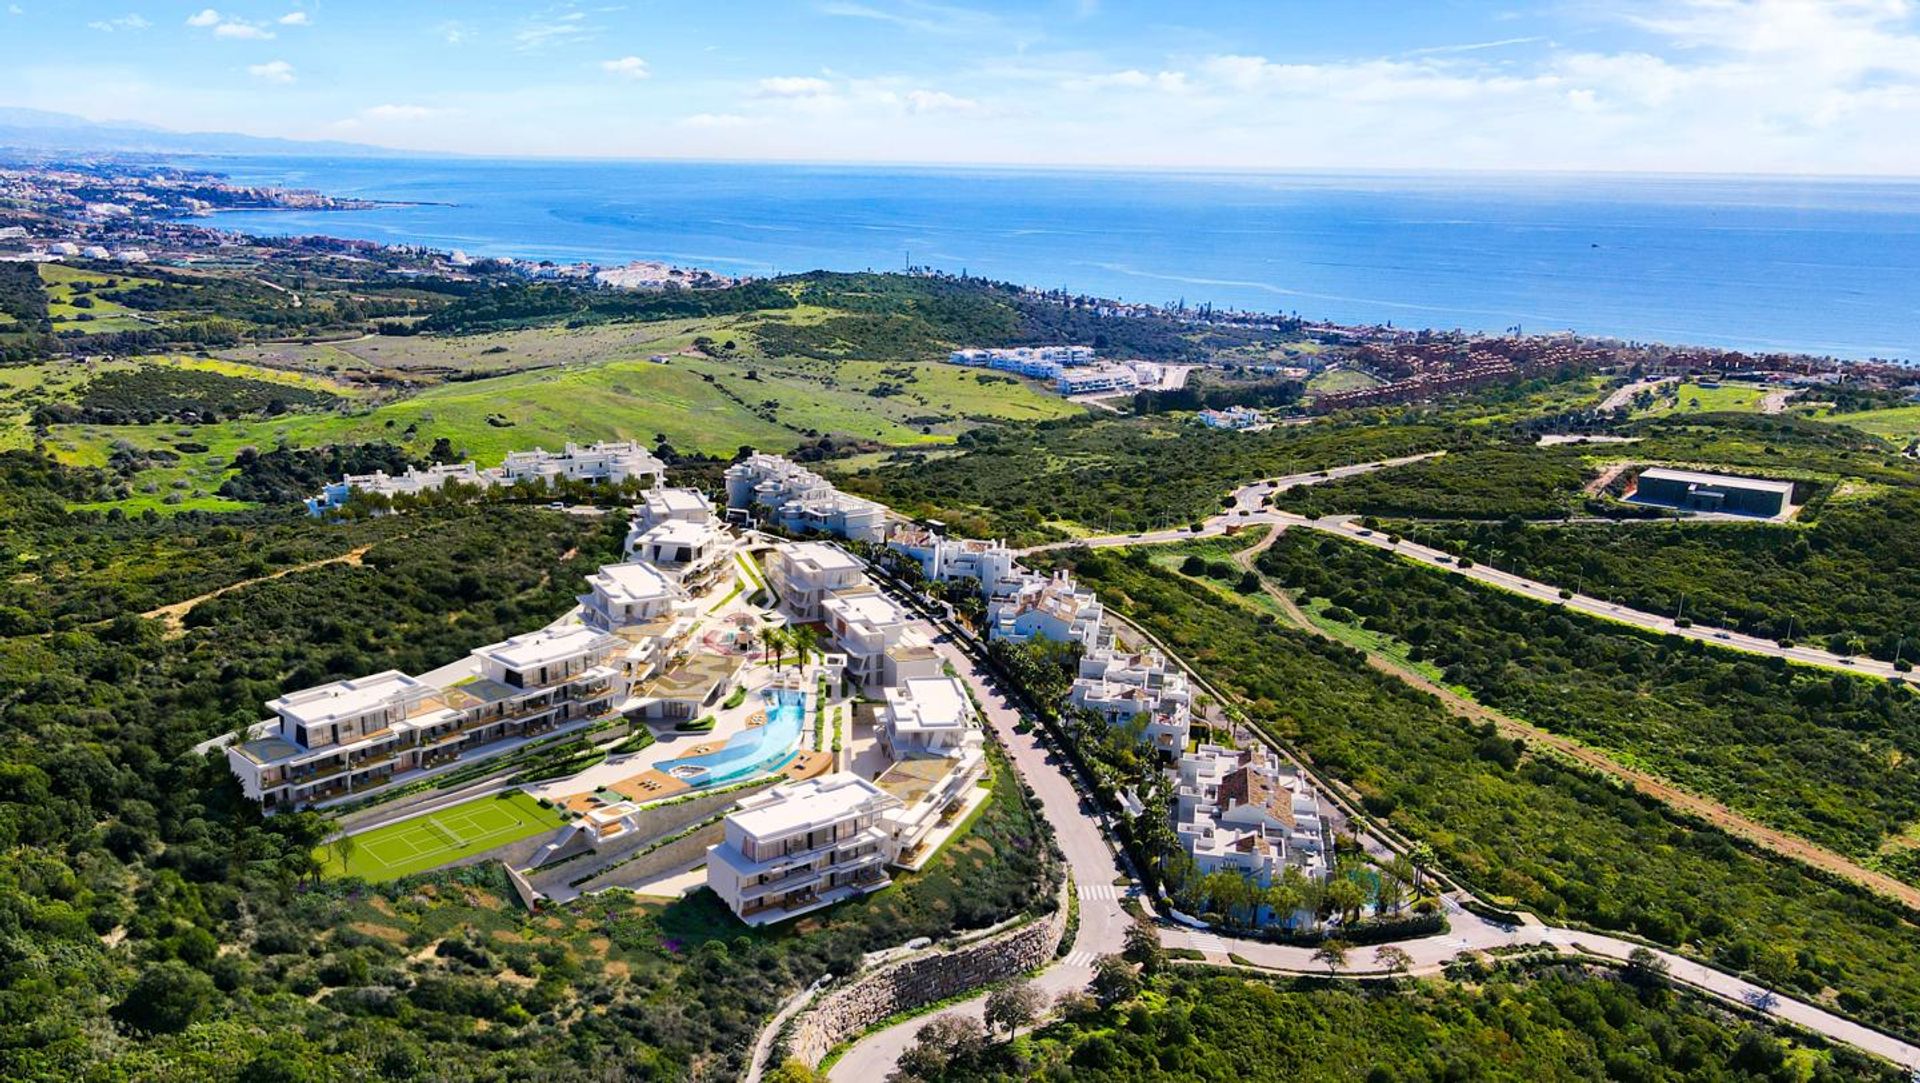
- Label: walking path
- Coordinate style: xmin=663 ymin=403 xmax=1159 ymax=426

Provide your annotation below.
xmin=141 ymin=544 xmax=374 ymax=634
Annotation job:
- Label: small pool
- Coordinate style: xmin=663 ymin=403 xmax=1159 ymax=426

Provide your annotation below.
xmin=656 ymin=688 xmax=806 ymax=787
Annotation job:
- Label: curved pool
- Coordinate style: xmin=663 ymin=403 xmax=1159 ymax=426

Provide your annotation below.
xmin=656 ymin=688 xmax=806 ymax=787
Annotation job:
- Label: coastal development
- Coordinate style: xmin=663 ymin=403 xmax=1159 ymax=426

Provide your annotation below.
xmin=7 ymin=142 xmax=1920 ymax=1082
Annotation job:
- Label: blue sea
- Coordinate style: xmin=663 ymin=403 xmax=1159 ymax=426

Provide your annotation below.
xmin=176 ymin=157 xmax=1920 ymax=361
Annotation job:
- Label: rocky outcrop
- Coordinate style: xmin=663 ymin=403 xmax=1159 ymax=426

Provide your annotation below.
xmin=783 ymin=879 xmax=1070 ymax=1067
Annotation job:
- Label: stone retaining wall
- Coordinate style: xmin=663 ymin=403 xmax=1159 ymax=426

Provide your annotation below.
xmin=784 ymin=879 xmax=1071 ymax=1067
xmin=574 ymin=820 xmax=726 ymax=894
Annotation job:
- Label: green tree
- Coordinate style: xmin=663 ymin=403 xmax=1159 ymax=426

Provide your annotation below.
xmin=1122 ymin=916 xmax=1166 ymax=976
xmin=1090 ymin=954 xmax=1141 ymax=1007
xmin=1312 ymin=939 xmax=1351 ymax=978
xmin=113 ymin=961 xmax=216 ymax=1035
xmin=984 ymin=980 xmax=1045 ymax=1040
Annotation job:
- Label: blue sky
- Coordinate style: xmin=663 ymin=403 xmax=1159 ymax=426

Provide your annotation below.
xmin=5 ymin=1 xmax=1920 ymax=173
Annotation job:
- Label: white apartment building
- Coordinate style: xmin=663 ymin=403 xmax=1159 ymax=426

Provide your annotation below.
xmin=1056 ymin=363 xmax=1145 ymax=395
xmin=766 ymin=541 xmax=869 ymax=623
xmin=499 ymin=441 xmax=666 ymax=487
xmin=626 ymin=518 xmax=733 ymax=593
xmin=226 ymin=627 xmax=623 ymax=810
xmin=886 ymin=527 xmax=1017 ymax=589
xmin=879 ymin=676 xmax=980 ymax=759
xmin=947 ymin=345 xmax=1095 ymax=379
xmin=707 ymin=774 xmax=901 ymax=925
xmin=308 ymin=442 xmax=666 ymax=514
xmin=724 ymin=453 xmax=888 ymax=543
xmin=1175 ymin=743 xmax=1328 ymax=902
xmin=630 ymin=486 xmax=716 ymax=531
xmin=821 ymin=587 xmax=941 ymax=689
xmin=1069 ymin=646 xmax=1193 ymax=758
xmin=578 ymin=562 xmax=693 ymax=632
xmin=987 ymin=570 xmax=1108 ymax=650
xmin=1199 ymin=406 xmax=1267 ymax=430
xmin=306 ymin=462 xmax=491 ymax=514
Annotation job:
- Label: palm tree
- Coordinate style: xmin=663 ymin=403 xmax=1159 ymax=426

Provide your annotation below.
xmin=790 ymin=625 xmax=820 ymax=668
xmin=764 ymin=627 xmax=789 ymax=671
xmin=1408 ymin=842 xmax=1436 ymax=894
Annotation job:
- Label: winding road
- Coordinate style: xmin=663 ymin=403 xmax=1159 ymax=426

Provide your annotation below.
xmin=820 ymin=588 xmax=1920 ymax=1078
xmin=812 ymin=455 xmax=1920 ymax=1077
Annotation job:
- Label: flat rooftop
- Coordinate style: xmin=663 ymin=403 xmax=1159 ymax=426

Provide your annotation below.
xmin=643 ymin=487 xmax=711 ymax=514
xmin=886 ymin=677 xmax=973 ymax=731
xmin=588 ymin=561 xmax=677 ymax=604
xmin=269 ymin=670 xmax=423 ymax=727
xmin=729 ymin=774 xmax=895 ymax=839
xmin=781 ymin=540 xmax=863 ymax=573
xmin=824 ymin=590 xmax=905 ymax=628
xmin=639 ymin=519 xmax=719 ymax=547
xmin=474 ymin=626 xmax=611 ymax=671
xmin=1639 ymin=467 xmax=1795 ymax=496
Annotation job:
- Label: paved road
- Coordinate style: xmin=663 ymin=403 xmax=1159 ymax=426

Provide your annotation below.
xmin=823 ymin=601 xmax=1920 ymax=1075
xmin=824 ymin=629 xmax=1132 ymax=1082
xmin=1025 ymin=462 xmax=1903 ymax=681
xmin=1015 ymin=453 xmax=1444 ymax=556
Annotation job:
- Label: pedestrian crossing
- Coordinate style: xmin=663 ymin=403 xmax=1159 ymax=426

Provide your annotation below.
xmin=1061 ymin=950 xmax=1099 ymax=968
xmin=1186 ymin=931 xmax=1230 ymax=955
xmin=1078 ymin=882 xmax=1126 ymax=901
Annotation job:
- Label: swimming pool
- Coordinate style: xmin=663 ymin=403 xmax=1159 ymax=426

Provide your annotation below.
xmin=657 ymin=688 xmax=805 ymax=787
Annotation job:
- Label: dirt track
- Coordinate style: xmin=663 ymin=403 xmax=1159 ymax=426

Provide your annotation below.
xmin=1225 ymin=527 xmax=1920 ymax=914
xmin=142 ymin=545 xmax=374 ymax=635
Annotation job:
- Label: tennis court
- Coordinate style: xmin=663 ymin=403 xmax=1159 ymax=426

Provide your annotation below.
xmin=322 ymin=791 xmax=566 ymax=882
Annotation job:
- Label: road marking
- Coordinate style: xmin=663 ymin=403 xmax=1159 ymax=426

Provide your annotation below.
xmin=1187 ymin=931 xmax=1230 ymax=955
xmin=1062 ymin=950 xmax=1099 ymax=968
xmin=1078 ymin=883 xmax=1122 ymax=900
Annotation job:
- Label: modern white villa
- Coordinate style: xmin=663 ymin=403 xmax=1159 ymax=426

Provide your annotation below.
xmin=820 ymin=586 xmax=942 ymax=690
xmin=986 ymin=569 xmax=1109 ymax=650
xmin=307 ymin=441 xmax=667 ymax=514
xmin=1175 ymin=742 xmax=1329 ymax=903
xmin=765 ymin=540 xmax=869 ymax=622
xmin=886 ymin=528 xmax=1018 ymax=588
xmin=622 ymin=489 xmax=735 ymax=590
xmin=724 ymin=452 xmax=889 ymax=543
xmin=1069 ymin=645 xmax=1194 ymax=758
xmin=706 ymin=774 xmax=901 ymax=925
xmin=226 ymin=625 xmax=623 ymax=809
xmin=880 ymin=676 xmax=980 ymax=759
xmin=1198 ymin=405 xmax=1269 ymax=431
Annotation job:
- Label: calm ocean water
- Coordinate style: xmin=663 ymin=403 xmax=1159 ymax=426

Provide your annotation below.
xmin=179 ymin=157 xmax=1920 ymax=361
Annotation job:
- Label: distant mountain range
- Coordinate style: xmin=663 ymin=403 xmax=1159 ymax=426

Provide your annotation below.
xmin=0 ymin=107 xmax=413 ymax=158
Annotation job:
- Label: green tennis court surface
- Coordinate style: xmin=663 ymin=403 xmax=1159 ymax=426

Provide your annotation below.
xmin=321 ymin=791 xmax=566 ymax=882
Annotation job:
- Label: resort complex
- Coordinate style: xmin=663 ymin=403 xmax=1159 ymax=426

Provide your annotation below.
xmin=946 ymin=345 xmax=1165 ymax=396
xmin=305 ymin=440 xmax=667 ymax=513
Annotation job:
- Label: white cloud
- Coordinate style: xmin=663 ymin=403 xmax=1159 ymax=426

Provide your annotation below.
xmin=1067 ymin=68 xmax=1189 ymax=93
xmin=600 ymin=55 xmax=649 ymax=80
xmin=87 ymin=14 xmax=150 ymax=32
xmin=757 ymin=75 xmax=834 ymax=97
xmin=247 ymin=59 xmax=295 ymax=84
xmin=278 ymin=11 xmax=310 ymax=26
xmin=361 ymin=104 xmax=441 ymax=122
xmin=213 ymin=20 xmax=273 ymax=39
xmin=187 ymin=9 xmax=275 ymax=39
xmin=681 ymin=112 xmax=752 ymax=128
xmin=905 ymin=88 xmax=978 ymax=112
xmin=438 ymin=21 xmax=470 ymax=44
xmin=515 ymin=10 xmax=596 ymax=50
xmin=7 ymin=5 xmax=22 ymax=15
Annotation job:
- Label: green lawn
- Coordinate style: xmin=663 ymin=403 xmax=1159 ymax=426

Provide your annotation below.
xmin=1634 ymin=380 xmax=1767 ymax=417
xmin=1306 ymin=367 xmax=1384 ymax=394
xmin=321 ymin=791 xmax=566 ymax=882
xmin=39 ymin=262 xmax=165 ymax=333
xmin=1814 ymin=403 xmax=1920 ymax=444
